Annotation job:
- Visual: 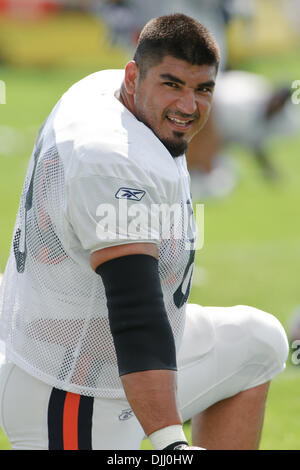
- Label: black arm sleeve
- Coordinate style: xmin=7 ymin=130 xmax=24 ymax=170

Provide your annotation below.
xmin=96 ymin=254 xmax=177 ymax=376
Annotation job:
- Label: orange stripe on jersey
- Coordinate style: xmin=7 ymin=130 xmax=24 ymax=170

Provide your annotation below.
xmin=63 ymin=392 xmax=80 ymax=450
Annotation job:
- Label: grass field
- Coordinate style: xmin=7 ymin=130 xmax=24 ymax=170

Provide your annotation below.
xmin=0 ymin=8 xmax=300 ymax=451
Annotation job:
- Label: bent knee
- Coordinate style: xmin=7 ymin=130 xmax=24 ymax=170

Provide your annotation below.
xmin=234 ymin=305 xmax=289 ymax=369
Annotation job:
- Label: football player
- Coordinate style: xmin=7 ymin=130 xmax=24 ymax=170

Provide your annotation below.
xmin=0 ymin=14 xmax=288 ymax=450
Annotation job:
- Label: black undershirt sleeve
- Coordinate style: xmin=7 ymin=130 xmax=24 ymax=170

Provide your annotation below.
xmin=96 ymin=254 xmax=177 ymax=376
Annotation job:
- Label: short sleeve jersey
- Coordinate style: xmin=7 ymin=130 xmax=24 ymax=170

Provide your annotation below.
xmin=0 ymin=70 xmax=197 ymax=398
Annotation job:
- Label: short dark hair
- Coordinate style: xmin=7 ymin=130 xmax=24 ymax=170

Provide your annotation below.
xmin=133 ymin=13 xmax=220 ymax=78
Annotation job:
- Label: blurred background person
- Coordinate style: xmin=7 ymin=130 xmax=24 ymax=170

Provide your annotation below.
xmin=86 ymin=0 xmax=141 ymax=50
xmin=188 ymin=70 xmax=299 ymax=200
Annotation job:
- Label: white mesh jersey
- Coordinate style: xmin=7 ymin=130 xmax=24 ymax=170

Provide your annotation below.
xmin=0 ymin=70 xmax=197 ymax=398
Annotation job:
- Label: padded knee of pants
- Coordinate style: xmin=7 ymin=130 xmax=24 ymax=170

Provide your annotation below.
xmin=232 ymin=305 xmax=289 ymax=374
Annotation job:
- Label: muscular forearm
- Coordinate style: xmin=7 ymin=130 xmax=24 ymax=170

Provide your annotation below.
xmin=121 ymin=369 xmax=182 ymax=437
xmin=93 ymin=246 xmax=183 ymax=439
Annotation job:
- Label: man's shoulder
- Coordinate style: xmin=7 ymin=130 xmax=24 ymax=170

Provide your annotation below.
xmin=68 ymin=69 xmax=125 ymax=95
xmin=51 ymin=69 xmax=127 ymax=160
xmin=53 ymin=68 xmax=125 ymax=133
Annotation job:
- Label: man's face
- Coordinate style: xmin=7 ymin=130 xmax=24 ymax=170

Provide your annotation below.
xmin=128 ymin=56 xmax=217 ymax=157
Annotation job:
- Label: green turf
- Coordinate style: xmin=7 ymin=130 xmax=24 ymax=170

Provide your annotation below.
xmin=0 ymin=22 xmax=300 ymax=450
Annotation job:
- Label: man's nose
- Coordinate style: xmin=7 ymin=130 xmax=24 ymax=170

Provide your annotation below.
xmin=176 ymin=89 xmax=197 ymax=115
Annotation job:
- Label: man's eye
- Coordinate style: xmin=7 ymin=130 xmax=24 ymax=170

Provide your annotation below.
xmin=198 ymin=87 xmax=213 ymax=94
xmin=164 ymin=82 xmax=179 ymax=88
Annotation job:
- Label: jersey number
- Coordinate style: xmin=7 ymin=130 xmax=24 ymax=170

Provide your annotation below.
xmin=173 ymin=199 xmax=196 ymax=308
xmin=13 ymin=127 xmax=44 ymax=273
xmin=173 ymin=248 xmax=195 ymax=308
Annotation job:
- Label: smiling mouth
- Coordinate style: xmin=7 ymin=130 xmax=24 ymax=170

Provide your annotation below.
xmin=166 ymin=115 xmax=196 ymax=130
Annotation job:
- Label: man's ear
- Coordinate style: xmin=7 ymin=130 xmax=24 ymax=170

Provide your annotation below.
xmin=124 ymin=61 xmax=139 ymax=96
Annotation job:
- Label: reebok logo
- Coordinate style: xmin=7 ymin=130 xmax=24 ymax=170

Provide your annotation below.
xmin=118 ymin=408 xmax=134 ymax=421
xmin=115 ymin=187 xmax=146 ymax=201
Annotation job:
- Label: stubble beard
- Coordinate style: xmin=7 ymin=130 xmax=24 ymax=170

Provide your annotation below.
xmin=159 ymin=132 xmax=189 ymax=158
xmin=135 ymin=109 xmax=189 ymax=158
